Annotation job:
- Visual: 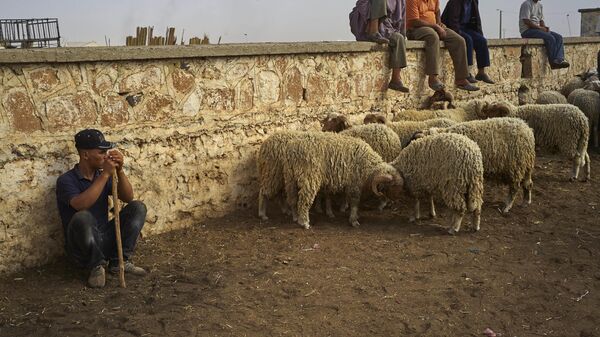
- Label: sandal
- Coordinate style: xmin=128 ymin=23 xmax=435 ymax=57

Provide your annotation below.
xmin=388 ymin=81 xmax=410 ymax=93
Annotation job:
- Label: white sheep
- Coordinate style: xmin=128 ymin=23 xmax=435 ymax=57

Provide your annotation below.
xmin=484 ymin=102 xmax=591 ymax=181
xmin=561 ymin=77 xmax=585 ymax=98
xmin=386 ymin=119 xmax=456 ymax=147
xmin=277 ymin=132 xmax=403 ymax=229
xmin=339 ymin=124 xmax=403 ymax=162
xmin=415 ymin=118 xmax=536 ymax=213
xmin=567 ymin=88 xmax=600 ymax=148
xmin=536 ymin=90 xmax=567 ymax=105
xmin=390 ymin=133 xmax=484 ymax=234
xmin=392 ymin=100 xmax=488 ymax=122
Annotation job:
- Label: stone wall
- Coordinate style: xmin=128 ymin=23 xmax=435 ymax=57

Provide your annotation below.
xmin=1 ymin=38 xmax=599 ymax=273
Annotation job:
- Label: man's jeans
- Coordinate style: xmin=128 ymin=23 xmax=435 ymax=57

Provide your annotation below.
xmin=521 ymin=29 xmax=565 ymax=63
xmin=65 ymin=200 xmax=147 ymax=269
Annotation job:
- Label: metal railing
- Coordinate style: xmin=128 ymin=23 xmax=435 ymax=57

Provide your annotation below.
xmin=0 ymin=18 xmax=61 ymax=48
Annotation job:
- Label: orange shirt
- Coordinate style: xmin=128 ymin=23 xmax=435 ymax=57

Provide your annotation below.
xmin=406 ymin=0 xmax=439 ymax=29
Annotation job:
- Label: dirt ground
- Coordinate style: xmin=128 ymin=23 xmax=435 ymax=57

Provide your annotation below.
xmin=1 ymin=153 xmax=599 ymax=337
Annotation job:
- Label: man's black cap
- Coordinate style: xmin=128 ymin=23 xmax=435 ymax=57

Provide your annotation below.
xmin=74 ymin=129 xmax=115 ymax=150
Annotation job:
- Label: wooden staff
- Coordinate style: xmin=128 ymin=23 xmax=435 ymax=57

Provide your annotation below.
xmin=112 ymin=170 xmax=126 ymax=288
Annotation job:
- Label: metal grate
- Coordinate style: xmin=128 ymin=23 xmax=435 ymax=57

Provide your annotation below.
xmin=0 ymin=18 xmax=61 ymax=48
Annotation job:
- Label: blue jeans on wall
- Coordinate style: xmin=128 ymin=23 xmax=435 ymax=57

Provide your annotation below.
xmin=521 ymin=29 xmax=565 ymax=64
xmin=65 ymin=200 xmax=147 ymax=269
xmin=459 ymin=27 xmax=490 ymax=68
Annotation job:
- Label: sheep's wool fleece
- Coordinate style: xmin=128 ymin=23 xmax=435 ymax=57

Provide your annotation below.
xmin=257 ymin=131 xmax=306 ymax=197
xmin=388 ymin=118 xmax=456 ymax=147
xmin=340 ymin=124 xmax=402 ymax=162
xmin=568 ymin=89 xmax=600 ymax=131
xmin=392 ymin=100 xmax=486 ymax=122
xmin=391 ymin=133 xmax=484 ymax=213
xmin=513 ymin=104 xmax=589 ymax=158
xmin=432 ymin=118 xmax=535 ymax=186
xmin=536 ymin=90 xmax=567 ymax=105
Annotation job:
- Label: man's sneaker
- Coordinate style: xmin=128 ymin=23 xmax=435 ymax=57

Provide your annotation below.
xmin=110 ymin=261 xmax=147 ymax=276
xmin=88 ymin=265 xmax=106 ymax=288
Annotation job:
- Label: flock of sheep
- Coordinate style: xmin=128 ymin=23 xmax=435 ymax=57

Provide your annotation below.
xmin=256 ymin=72 xmax=597 ymax=235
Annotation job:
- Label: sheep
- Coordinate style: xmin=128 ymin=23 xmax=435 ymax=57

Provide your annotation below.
xmin=392 ymin=99 xmax=488 ymax=122
xmin=390 ymin=133 xmax=484 ymax=234
xmin=257 ymin=131 xmax=305 ymax=220
xmin=339 ymin=124 xmax=403 ymax=162
xmin=385 ymin=119 xmax=457 ymax=147
xmin=561 ymin=77 xmax=585 ymax=98
xmin=363 ymin=113 xmax=387 ymax=124
xmin=567 ymin=88 xmax=600 ymax=148
xmin=423 ymin=89 xmax=456 ymax=110
xmin=278 ymin=132 xmax=403 ymax=229
xmin=484 ymin=102 xmax=591 ymax=181
xmin=414 ymin=118 xmax=535 ymax=213
xmin=536 ymin=90 xmax=567 ymax=104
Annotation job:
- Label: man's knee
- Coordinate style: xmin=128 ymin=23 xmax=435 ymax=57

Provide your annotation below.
xmin=124 ymin=200 xmax=147 ymax=217
xmin=389 ymin=32 xmax=405 ymax=45
xmin=68 ymin=211 xmax=96 ymax=247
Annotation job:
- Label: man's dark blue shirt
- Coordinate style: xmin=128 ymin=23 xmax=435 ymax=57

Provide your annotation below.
xmin=56 ymin=165 xmax=113 ymax=235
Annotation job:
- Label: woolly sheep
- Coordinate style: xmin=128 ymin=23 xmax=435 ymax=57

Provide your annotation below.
xmin=415 ymin=118 xmax=535 ymax=213
xmin=276 ymin=132 xmax=403 ymax=229
xmin=484 ymin=102 xmax=591 ymax=181
xmin=339 ymin=124 xmax=403 ymax=162
xmin=561 ymin=77 xmax=585 ymax=98
xmin=392 ymin=99 xmax=488 ymax=122
xmin=390 ymin=133 xmax=484 ymax=234
xmin=386 ymin=119 xmax=457 ymax=147
xmin=257 ymin=131 xmax=304 ymax=220
xmin=567 ymin=88 xmax=600 ymax=148
xmin=536 ymin=90 xmax=567 ymax=105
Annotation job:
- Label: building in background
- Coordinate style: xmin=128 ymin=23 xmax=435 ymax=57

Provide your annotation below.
xmin=579 ymin=8 xmax=600 ymax=37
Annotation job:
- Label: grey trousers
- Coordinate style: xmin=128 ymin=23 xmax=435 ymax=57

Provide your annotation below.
xmin=370 ymin=0 xmax=407 ymax=69
xmin=407 ymin=26 xmax=469 ymax=79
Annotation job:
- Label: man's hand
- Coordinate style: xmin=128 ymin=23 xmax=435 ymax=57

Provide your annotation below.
xmin=107 ymin=149 xmax=125 ymax=172
xmin=542 ymin=26 xmax=550 ymax=32
xmin=102 ymin=153 xmax=119 ymax=175
xmin=434 ymin=25 xmax=447 ymax=39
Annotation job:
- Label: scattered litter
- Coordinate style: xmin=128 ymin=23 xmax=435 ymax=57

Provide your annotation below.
xmin=304 ymin=290 xmax=316 ymax=297
xmin=572 ymin=290 xmax=589 ymax=302
xmin=483 ymin=327 xmax=497 ymax=337
xmin=409 ymin=233 xmax=422 ymax=237
xmin=13 ymin=278 xmax=23 ymax=281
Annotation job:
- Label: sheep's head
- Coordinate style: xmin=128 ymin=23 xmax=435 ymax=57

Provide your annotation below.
xmin=321 ymin=113 xmax=351 ymax=132
xmin=483 ymin=101 xmax=514 ymax=118
xmin=407 ymin=127 xmax=439 ymax=145
xmin=425 ymin=89 xmax=455 ymax=109
xmin=371 ymin=168 xmax=404 ymax=199
xmin=363 ymin=113 xmax=387 ymax=124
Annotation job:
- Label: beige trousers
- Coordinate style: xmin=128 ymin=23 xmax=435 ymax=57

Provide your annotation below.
xmin=407 ymin=26 xmax=469 ymax=80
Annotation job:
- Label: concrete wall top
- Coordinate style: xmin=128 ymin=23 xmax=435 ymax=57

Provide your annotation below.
xmin=1 ymin=37 xmax=599 ymax=64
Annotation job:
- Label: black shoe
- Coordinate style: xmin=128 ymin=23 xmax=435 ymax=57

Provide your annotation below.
xmin=456 ymin=83 xmax=480 ymax=91
xmin=388 ymin=81 xmax=410 ymax=93
xmin=466 ymin=74 xmax=478 ymax=83
xmin=475 ymin=73 xmax=495 ymax=84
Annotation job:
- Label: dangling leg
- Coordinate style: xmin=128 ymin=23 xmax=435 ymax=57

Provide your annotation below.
xmin=448 ymin=210 xmax=465 ymax=235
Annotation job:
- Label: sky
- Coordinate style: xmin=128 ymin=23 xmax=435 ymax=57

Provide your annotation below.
xmin=3 ymin=0 xmax=598 ymax=46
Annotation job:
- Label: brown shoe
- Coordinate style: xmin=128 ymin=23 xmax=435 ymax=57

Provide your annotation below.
xmin=88 ymin=265 xmax=106 ymax=288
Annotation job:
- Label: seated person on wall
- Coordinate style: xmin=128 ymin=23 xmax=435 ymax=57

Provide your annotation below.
xmin=350 ymin=0 xmax=411 ymax=92
xmin=56 ymin=129 xmax=147 ymax=288
xmin=519 ymin=0 xmax=569 ymax=69
xmin=441 ymin=0 xmax=495 ymax=84
xmin=405 ymin=0 xmax=479 ymax=92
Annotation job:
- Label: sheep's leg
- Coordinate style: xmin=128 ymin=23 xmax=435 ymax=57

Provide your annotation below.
xmin=522 ymin=170 xmax=533 ymax=206
xmin=471 ymin=208 xmax=481 ymax=232
xmin=339 ymin=198 xmax=349 ymax=213
xmin=313 ymin=192 xmax=323 ymax=214
xmin=429 ymin=196 xmax=437 ymax=218
xmin=284 ymin=174 xmax=299 ymax=223
xmin=502 ymin=185 xmax=518 ymax=214
xmin=347 ymin=189 xmax=362 ymax=227
xmin=377 ymin=198 xmax=388 ymax=212
xmin=296 ymin=183 xmax=317 ymax=230
xmin=325 ymin=194 xmax=335 ymax=218
xmin=409 ymin=198 xmax=421 ymax=222
xmin=448 ymin=210 xmax=465 ymax=235
xmin=594 ymin=124 xmax=599 ymax=148
xmin=258 ymin=188 xmax=268 ymax=220
xmin=278 ymin=197 xmax=291 ymax=216
xmin=570 ymin=155 xmax=582 ymax=182
xmin=583 ymin=152 xmax=591 ymax=182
